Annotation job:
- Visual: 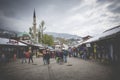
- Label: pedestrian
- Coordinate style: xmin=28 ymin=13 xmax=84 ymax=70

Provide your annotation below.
xmin=82 ymin=46 xmax=88 ymax=60
xmin=56 ymin=50 xmax=63 ymax=64
xmin=73 ymin=47 xmax=77 ymax=57
xmin=1 ymin=53 xmax=6 ymax=64
xmin=46 ymin=49 xmax=50 ymax=64
xmin=60 ymin=50 xmax=63 ymax=62
xmin=13 ymin=53 xmax=16 ymax=61
xmin=6 ymin=52 xmax=10 ymax=63
xmin=42 ymin=49 xmax=47 ymax=65
xmin=21 ymin=51 xmax=27 ymax=64
xmin=51 ymin=51 xmax=54 ymax=58
xmin=28 ymin=50 xmax=34 ymax=64
xmin=55 ymin=51 xmax=59 ymax=63
xmin=93 ymin=43 xmax=98 ymax=59
xmin=68 ymin=47 xmax=72 ymax=57
xmin=63 ymin=50 xmax=68 ymax=63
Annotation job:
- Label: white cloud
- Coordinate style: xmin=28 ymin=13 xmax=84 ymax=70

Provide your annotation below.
xmin=58 ymin=0 xmax=120 ymax=36
xmin=0 ymin=0 xmax=120 ymax=37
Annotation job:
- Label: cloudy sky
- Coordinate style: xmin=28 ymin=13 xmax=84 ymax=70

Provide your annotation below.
xmin=0 ymin=0 xmax=120 ymax=37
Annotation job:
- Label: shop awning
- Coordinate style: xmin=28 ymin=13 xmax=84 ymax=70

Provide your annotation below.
xmin=0 ymin=37 xmax=27 ymax=46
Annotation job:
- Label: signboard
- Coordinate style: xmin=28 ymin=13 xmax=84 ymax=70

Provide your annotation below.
xmin=7 ymin=39 xmax=18 ymax=45
xmin=86 ymin=43 xmax=91 ymax=47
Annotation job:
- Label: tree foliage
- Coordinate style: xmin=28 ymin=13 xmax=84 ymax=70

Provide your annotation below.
xmin=39 ymin=20 xmax=46 ymax=44
xmin=29 ymin=20 xmax=53 ymax=45
xmin=29 ymin=27 xmax=34 ymax=38
xmin=43 ymin=34 xmax=54 ymax=46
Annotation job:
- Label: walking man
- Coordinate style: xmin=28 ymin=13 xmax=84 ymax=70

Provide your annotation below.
xmin=42 ymin=49 xmax=47 ymax=65
xmin=63 ymin=50 xmax=68 ymax=63
xmin=28 ymin=49 xmax=34 ymax=63
xmin=46 ymin=49 xmax=50 ymax=64
xmin=21 ymin=51 xmax=27 ymax=63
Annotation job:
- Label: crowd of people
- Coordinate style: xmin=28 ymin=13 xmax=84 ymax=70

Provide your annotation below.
xmin=0 ymin=47 xmax=69 ymax=65
xmin=42 ymin=49 xmax=68 ymax=65
xmin=68 ymin=47 xmax=87 ymax=59
xmin=0 ymin=51 xmax=17 ymax=64
xmin=0 ymin=47 xmax=34 ymax=64
xmin=0 ymin=45 xmax=88 ymax=65
xmin=20 ymin=48 xmax=35 ymax=64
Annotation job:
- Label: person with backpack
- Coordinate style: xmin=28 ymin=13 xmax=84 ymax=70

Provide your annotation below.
xmin=55 ymin=50 xmax=62 ymax=64
xmin=63 ymin=50 xmax=68 ymax=63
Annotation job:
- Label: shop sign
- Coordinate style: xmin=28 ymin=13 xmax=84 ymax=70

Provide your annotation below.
xmin=7 ymin=39 xmax=18 ymax=45
xmin=86 ymin=43 xmax=91 ymax=47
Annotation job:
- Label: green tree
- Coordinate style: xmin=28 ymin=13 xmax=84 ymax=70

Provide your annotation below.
xmin=38 ymin=31 xmax=41 ymax=43
xmin=43 ymin=34 xmax=54 ymax=46
xmin=29 ymin=27 xmax=34 ymax=38
xmin=39 ymin=20 xmax=46 ymax=44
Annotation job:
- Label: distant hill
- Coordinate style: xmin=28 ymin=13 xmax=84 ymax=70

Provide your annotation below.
xmin=45 ymin=32 xmax=82 ymax=39
xmin=0 ymin=29 xmax=17 ymax=38
xmin=0 ymin=28 xmax=82 ymax=40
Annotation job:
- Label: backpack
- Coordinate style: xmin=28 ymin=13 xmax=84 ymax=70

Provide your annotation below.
xmin=25 ymin=52 xmax=30 ymax=58
xmin=63 ymin=50 xmax=68 ymax=56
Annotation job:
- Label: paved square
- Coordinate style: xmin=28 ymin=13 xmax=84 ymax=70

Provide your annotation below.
xmin=0 ymin=58 xmax=120 ymax=80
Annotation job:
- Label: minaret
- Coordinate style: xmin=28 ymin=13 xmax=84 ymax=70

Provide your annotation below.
xmin=33 ymin=8 xmax=37 ymax=42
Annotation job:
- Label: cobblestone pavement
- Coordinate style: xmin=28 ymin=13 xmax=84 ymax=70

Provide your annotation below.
xmin=0 ymin=57 xmax=120 ymax=80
